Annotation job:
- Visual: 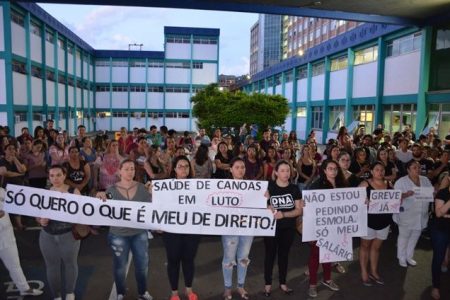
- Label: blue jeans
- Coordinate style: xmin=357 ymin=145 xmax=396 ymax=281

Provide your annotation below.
xmin=222 ymin=235 xmax=254 ymax=289
xmin=107 ymin=231 xmax=149 ymax=295
xmin=430 ymin=223 xmax=450 ymax=289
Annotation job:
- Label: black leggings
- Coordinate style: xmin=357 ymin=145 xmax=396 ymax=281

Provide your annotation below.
xmin=264 ymin=227 xmax=295 ymax=285
xmin=162 ymin=232 xmax=201 ymax=291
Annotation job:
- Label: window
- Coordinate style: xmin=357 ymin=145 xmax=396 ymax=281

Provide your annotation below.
xmin=129 ymin=86 xmax=146 ymax=92
xmin=331 ymin=56 xmax=348 ymax=71
xmin=67 ymin=77 xmax=74 ymax=87
xmin=311 ymin=106 xmax=323 ymax=129
xmin=58 ymin=74 xmax=65 ymax=84
xmin=165 ymin=86 xmax=190 ymax=93
xmin=192 ymin=62 xmax=203 ymax=69
xmin=15 ymin=112 xmax=27 ymax=123
xmin=130 ymin=61 xmax=146 ymax=67
xmin=192 ymin=87 xmax=204 ymax=93
xmin=353 ymin=105 xmax=374 ymax=133
xmin=45 ymin=30 xmax=54 ymax=44
xmin=274 ymin=74 xmax=281 ymax=86
xmin=46 ymin=70 xmax=55 ymax=82
xmin=33 ymin=113 xmax=43 ymax=121
xmin=149 ymin=61 xmax=164 ymax=68
xmin=167 ymin=36 xmax=190 ymax=44
xmin=193 ymin=37 xmax=217 ymax=44
xmin=67 ymin=43 xmax=74 ymax=55
xmin=312 ymin=62 xmax=325 ymax=76
xmin=112 ymin=86 xmax=129 ymax=92
xmin=309 ymin=32 xmax=313 ymax=42
xmin=285 ymin=70 xmax=293 ymax=82
xmin=57 ymin=38 xmax=65 ymax=50
xmin=330 ymin=20 xmax=337 ymax=30
xmin=11 ymin=10 xmax=24 ymax=27
xmin=148 ymin=86 xmax=164 ymax=93
xmin=111 ymin=61 xmax=128 ymax=67
xmin=296 ymin=67 xmax=307 ymax=80
xmin=315 ymin=28 xmax=321 ymax=39
xmin=30 ymin=21 xmax=41 ymax=37
xmin=383 ymin=104 xmax=416 ymax=133
xmin=436 ymin=29 xmax=450 ymax=50
xmin=329 ymin=106 xmax=345 ymax=131
xmin=297 ymin=107 xmax=306 ymax=117
xmin=166 ymin=62 xmax=191 ymax=69
xmin=387 ymin=32 xmax=422 ymax=57
xmin=31 ymin=65 xmax=42 ymax=78
xmin=112 ymin=112 xmax=129 ymax=117
xmin=95 ymin=61 xmax=110 ymax=67
xmin=96 ymin=85 xmax=109 ymax=92
xmin=354 ymin=46 xmax=378 ymax=65
xmin=12 ymin=60 xmax=26 ymax=74
xmin=322 ymin=24 xmax=328 ymax=35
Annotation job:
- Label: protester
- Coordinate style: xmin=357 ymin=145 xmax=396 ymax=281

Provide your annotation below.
xmin=37 ymin=165 xmax=81 ymax=300
xmin=163 ymin=156 xmax=200 ymax=300
xmin=264 ymin=160 xmax=302 ymax=296
xmin=393 ymin=160 xmax=433 ymax=267
xmin=307 ymin=159 xmax=345 ymax=298
xmin=222 ymin=157 xmax=254 ymax=299
xmin=358 ymin=162 xmax=393 ymax=286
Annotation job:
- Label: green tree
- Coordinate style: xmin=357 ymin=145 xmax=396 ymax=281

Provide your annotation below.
xmin=191 ymin=84 xmax=289 ymax=131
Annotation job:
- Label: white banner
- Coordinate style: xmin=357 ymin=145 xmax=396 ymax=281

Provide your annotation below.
xmin=152 ymin=179 xmax=268 ymax=208
xmin=413 ymin=187 xmax=434 ymax=203
xmin=302 ymin=187 xmax=367 ymax=263
xmin=369 ymin=189 xmax=402 ymax=214
xmin=4 ymin=184 xmax=275 ymax=236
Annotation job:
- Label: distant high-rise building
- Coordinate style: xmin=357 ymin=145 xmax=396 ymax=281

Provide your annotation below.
xmin=282 ymin=16 xmax=361 ymax=59
xmin=249 ymin=14 xmax=282 ymax=76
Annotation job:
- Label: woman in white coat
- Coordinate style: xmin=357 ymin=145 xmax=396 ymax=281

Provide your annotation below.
xmin=0 ymin=187 xmax=42 ymax=297
xmin=393 ymin=160 xmax=433 ymax=267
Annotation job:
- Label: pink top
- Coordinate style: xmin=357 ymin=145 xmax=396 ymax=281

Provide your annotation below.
xmin=98 ymin=154 xmax=121 ymax=190
xmin=49 ymin=145 xmax=69 ymax=166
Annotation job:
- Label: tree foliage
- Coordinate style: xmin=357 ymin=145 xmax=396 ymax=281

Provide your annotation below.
xmin=191 ymin=84 xmax=290 ymax=131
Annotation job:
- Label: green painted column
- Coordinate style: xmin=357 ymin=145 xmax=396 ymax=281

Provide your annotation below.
xmin=64 ymin=37 xmax=69 ymax=132
xmin=24 ymin=12 xmax=33 ymax=130
xmin=291 ymin=67 xmax=298 ymax=132
xmin=53 ymin=32 xmax=59 ymax=128
xmin=264 ymin=78 xmax=268 ymax=94
xmin=92 ymin=56 xmax=97 ymax=131
xmin=216 ymin=36 xmax=219 ymax=83
xmin=375 ymin=37 xmax=386 ymax=128
xmin=322 ymin=56 xmax=331 ymax=144
xmin=345 ymin=48 xmax=355 ymax=126
xmin=163 ymin=39 xmax=167 ymax=126
xmin=2 ymin=2 xmax=15 ymax=133
xmin=416 ymin=26 xmax=432 ymax=137
xmin=127 ymin=58 xmax=131 ymax=130
xmin=72 ymin=46 xmax=77 ymax=131
xmin=42 ymin=24 xmax=48 ymax=120
xmin=79 ymin=50 xmax=85 ymax=128
xmin=87 ymin=55 xmax=91 ymax=132
xmin=144 ymin=58 xmax=149 ymax=129
xmin=305 ymin=63 xmax=312 ymax=139
xmin=109 ymin=57 xmax=113 ymax=131
xmin=189 ymin=34 xmax=193 ymax=131
xmin=281 ymin=71 xmax=286 ymax=97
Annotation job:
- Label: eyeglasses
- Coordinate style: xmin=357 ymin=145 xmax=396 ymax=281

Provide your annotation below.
xmin=176 ymin=165 xmax=190 ymax=169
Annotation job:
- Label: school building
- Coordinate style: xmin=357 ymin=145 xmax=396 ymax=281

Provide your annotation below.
xmin=243 ymin=22 xmax=450 ymax=143
xmin=0 ymin=2 xmax=219 ymax=136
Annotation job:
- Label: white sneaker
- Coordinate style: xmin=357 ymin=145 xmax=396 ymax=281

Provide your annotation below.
xmin=407 ymin=258 xmax=417 ymax=266
xmin=66 ymin=293 xmax=75 ymax=300
xmin=399 ymin=259 xmax=407 ymax=268
xmin=138 ymin=291 xmax=153 ymax=300
xmin=20 ymin=289 xmax=43 ymax=296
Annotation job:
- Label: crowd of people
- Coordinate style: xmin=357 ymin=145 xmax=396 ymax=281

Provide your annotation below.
xmin=0 ymin=121 xmax=449 ymax=300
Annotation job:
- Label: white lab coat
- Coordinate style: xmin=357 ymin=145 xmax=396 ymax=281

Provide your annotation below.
xmin=393 ymin=175 xmax=432 ymax=230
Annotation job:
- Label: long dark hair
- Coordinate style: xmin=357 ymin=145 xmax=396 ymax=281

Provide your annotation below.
xmin=319 ymin=159 xmax=348 ymax=188
xmin=194 ymin=144 xmax=209 ymax=166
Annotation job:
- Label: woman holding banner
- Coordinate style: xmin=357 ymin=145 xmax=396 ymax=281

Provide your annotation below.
xmin=97 ymin=159 xmax=153 ymax=300
xmin=37 ymin=165 xmax=81 ymax=300
xmin=163 ymin=155 xmax=200 ymax=300
xmin=0 ymin=188 xmax=43 ymax=297
xmin=393 ymin=159 xmax=433 ymax=268
xmin=358 ymin=161 xmax=393 ymax=286
xmin=307 ymin=159 xmax=345 ymax=298
xmin=264 ymin=160 xmax=302 ymax=296
xmin=222 ymin=157 xmax=254 ymax=299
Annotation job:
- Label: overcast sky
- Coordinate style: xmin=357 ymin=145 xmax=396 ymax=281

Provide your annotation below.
xmin=38 ymin=3 xmax=258 ymax=76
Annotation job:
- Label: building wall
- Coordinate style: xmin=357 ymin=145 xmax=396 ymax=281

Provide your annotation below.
xmin=384 ymin=51 xmax=420 ymax=95
xmin=0 ymin=3 xmax=220 ymax=135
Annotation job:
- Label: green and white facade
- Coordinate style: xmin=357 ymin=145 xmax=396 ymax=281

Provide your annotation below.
xmin=0 ymin=2 xmax=219 ymax=136
xmin=243 ymin=22 xmax=450 ymax=143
